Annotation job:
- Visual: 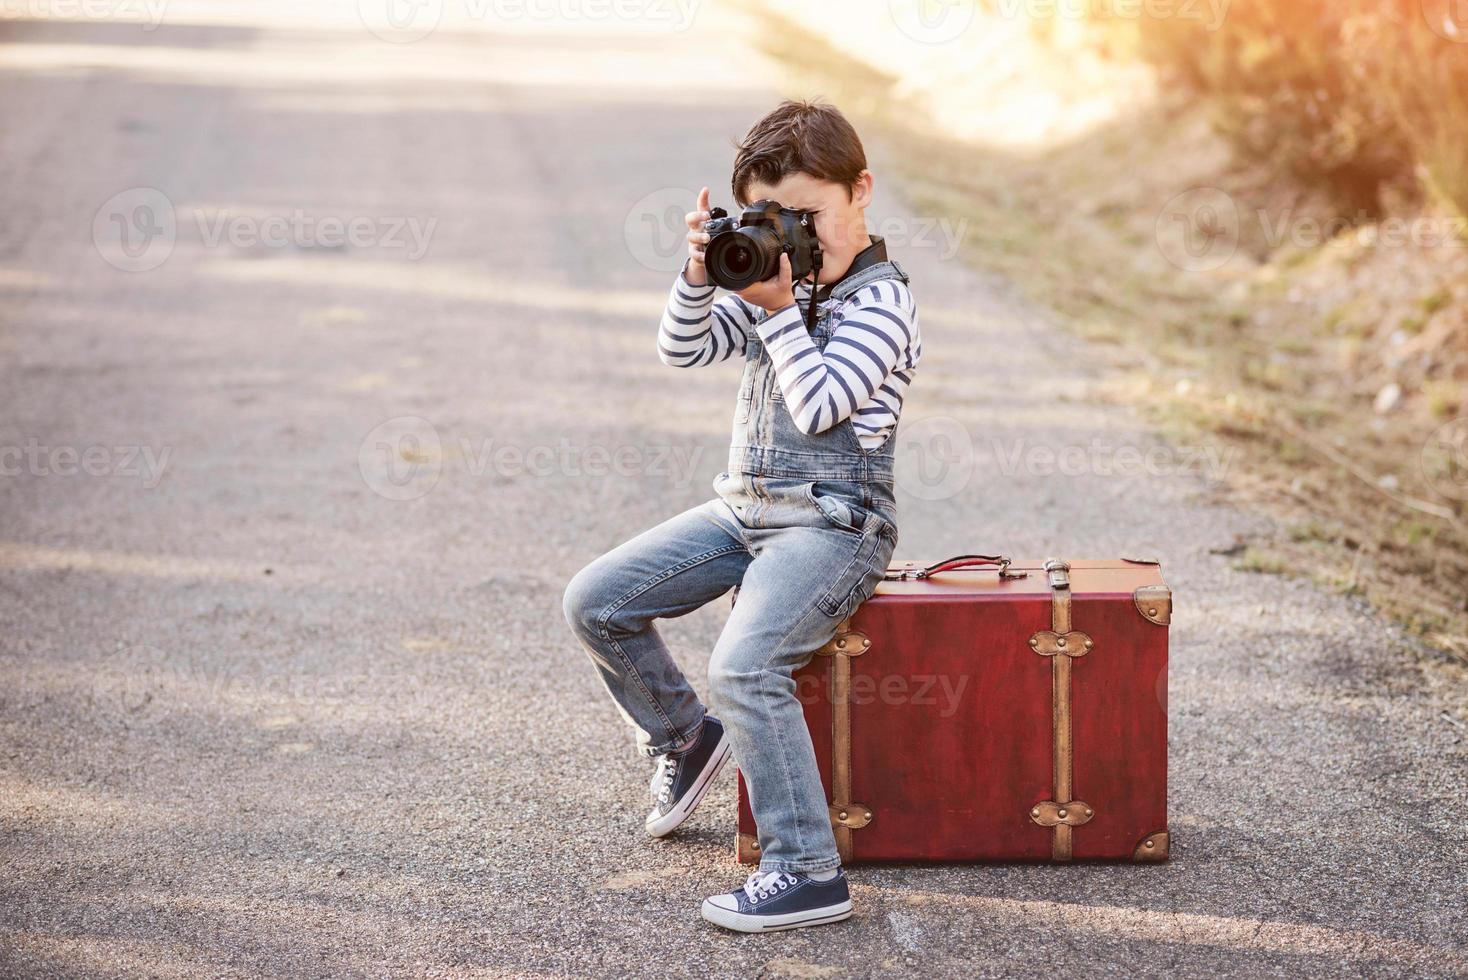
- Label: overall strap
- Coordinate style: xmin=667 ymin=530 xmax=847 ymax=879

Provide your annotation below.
xmin=830 ymin=258 xmax=909 ymax=303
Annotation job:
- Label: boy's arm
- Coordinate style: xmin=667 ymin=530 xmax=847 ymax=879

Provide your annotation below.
xmin=656 ymin=260 xmax=754 ymax=367
xmin=755 ymin=278 xmax=918 ymax=435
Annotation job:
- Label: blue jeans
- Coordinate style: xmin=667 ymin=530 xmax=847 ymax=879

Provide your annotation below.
xmin=563 ymin=479 xmax=897 ymax=874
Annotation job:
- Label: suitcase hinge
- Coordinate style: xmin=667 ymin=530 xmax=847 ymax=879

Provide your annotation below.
xmin=817 ymin=620 xmax=872 ymax=862
xmin=1030 ymin=556 xmax=1090 ymax=862
xmin=1134 ymin=584 xmax=1172 ymax=626
xmin=1133 ymin=830 xmax=1169 ymax=861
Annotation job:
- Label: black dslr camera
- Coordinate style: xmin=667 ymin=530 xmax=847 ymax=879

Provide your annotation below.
xmin=702 ymin=199 xmax=823 ymax=292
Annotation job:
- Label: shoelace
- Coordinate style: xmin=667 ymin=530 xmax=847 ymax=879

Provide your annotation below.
xmin=652 ymin=753 xmax=679 ymax=804
xmin=743 ymin=870 xmax=797 ymax=904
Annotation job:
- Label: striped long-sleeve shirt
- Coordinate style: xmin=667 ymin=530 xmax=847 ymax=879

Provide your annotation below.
xmin=657 ymin=266 xmax=921 ymax=451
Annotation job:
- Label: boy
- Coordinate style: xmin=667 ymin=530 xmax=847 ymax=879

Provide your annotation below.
xmin=562 ymin=100 xmax=920 ymax=933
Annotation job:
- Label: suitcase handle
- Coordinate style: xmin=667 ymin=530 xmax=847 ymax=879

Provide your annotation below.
xmin=885 ymin=554 xmax=1027 ymax=581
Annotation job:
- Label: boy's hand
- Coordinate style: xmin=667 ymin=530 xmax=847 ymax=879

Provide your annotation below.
xmin=737 ymin=252 xmax=796 ymax=315
xmin=683 ymin=186 xmax=712 ymax=287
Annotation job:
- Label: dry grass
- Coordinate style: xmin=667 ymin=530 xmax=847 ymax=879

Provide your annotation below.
xmin=1110 ymin=0 xmax=1468 ymax=219
xmin=752 ymin=6 xmax=1468 ymax=675
xmin=1359 ymin=3 xmax=1468 ymax=218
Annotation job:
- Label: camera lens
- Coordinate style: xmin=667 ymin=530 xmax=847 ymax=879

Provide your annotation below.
xmin=726 ymin=245 xmax=754 ymax=278
xmin=705 ymin=225 xmax=783 ymax=290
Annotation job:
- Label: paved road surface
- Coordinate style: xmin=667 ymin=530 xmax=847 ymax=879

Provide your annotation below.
xmin=1 ymin=3 xmax=1464 ymax=977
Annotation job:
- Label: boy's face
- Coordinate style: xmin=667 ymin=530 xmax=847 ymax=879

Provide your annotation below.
xmin=741 ymin=170 xmax=875 ymax=285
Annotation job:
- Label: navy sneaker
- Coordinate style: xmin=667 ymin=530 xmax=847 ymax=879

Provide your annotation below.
xmin=645 ymin=714 xmax=731 ymax=837
xmin=701 ymin=868 xmax=853 ymax=932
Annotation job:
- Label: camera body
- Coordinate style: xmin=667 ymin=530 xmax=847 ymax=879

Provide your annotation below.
xmin=701 ymin=199 xmax=821 ymax=291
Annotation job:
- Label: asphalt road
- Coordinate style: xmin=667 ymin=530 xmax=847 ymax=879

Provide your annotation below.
xmin=1 ymin=3 xmax=1465 ymax=977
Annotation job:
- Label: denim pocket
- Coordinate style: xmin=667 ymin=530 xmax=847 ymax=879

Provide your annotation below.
xmin=816 ymin=514 xmax=889 ymax=619
xmin=805 ymin=482 xmax=865 ymax=536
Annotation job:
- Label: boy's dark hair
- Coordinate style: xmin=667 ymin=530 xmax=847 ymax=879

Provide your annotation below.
xmin=731 ymin=99 xmax=867 ymax=206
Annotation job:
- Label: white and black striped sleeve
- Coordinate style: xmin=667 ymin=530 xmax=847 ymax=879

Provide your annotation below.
xmin=656 ymin=264 xmax=754 ymax=368
xmin=753 ymin=279 xmax=917 ymax=436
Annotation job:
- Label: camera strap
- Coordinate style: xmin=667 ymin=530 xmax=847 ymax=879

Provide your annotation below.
xmin=804 ymin=242 xmax=822 ymax=334
xmin=798 ymin=234 xmax=890 ymax=330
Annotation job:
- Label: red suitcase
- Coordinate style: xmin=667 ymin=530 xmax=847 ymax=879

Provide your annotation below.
xmin=734 ymin=556 xmax=1171 ymax=864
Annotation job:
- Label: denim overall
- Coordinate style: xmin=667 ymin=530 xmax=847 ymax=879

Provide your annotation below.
xmin=712 ymin=254 xmax=908 ymax=541
xmin=564 ymin=253 xmax=909 ymax=874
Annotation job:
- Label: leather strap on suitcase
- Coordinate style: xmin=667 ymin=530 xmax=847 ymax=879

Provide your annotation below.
xmin=1027 ymin=558 xmax=1095 ymax=861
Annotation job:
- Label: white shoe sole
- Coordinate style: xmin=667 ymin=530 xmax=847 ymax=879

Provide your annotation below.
xmin=644 ymin=735 xmax=731 ymax=838
xmin=700 ymin=897 xmax=854 ymax=932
